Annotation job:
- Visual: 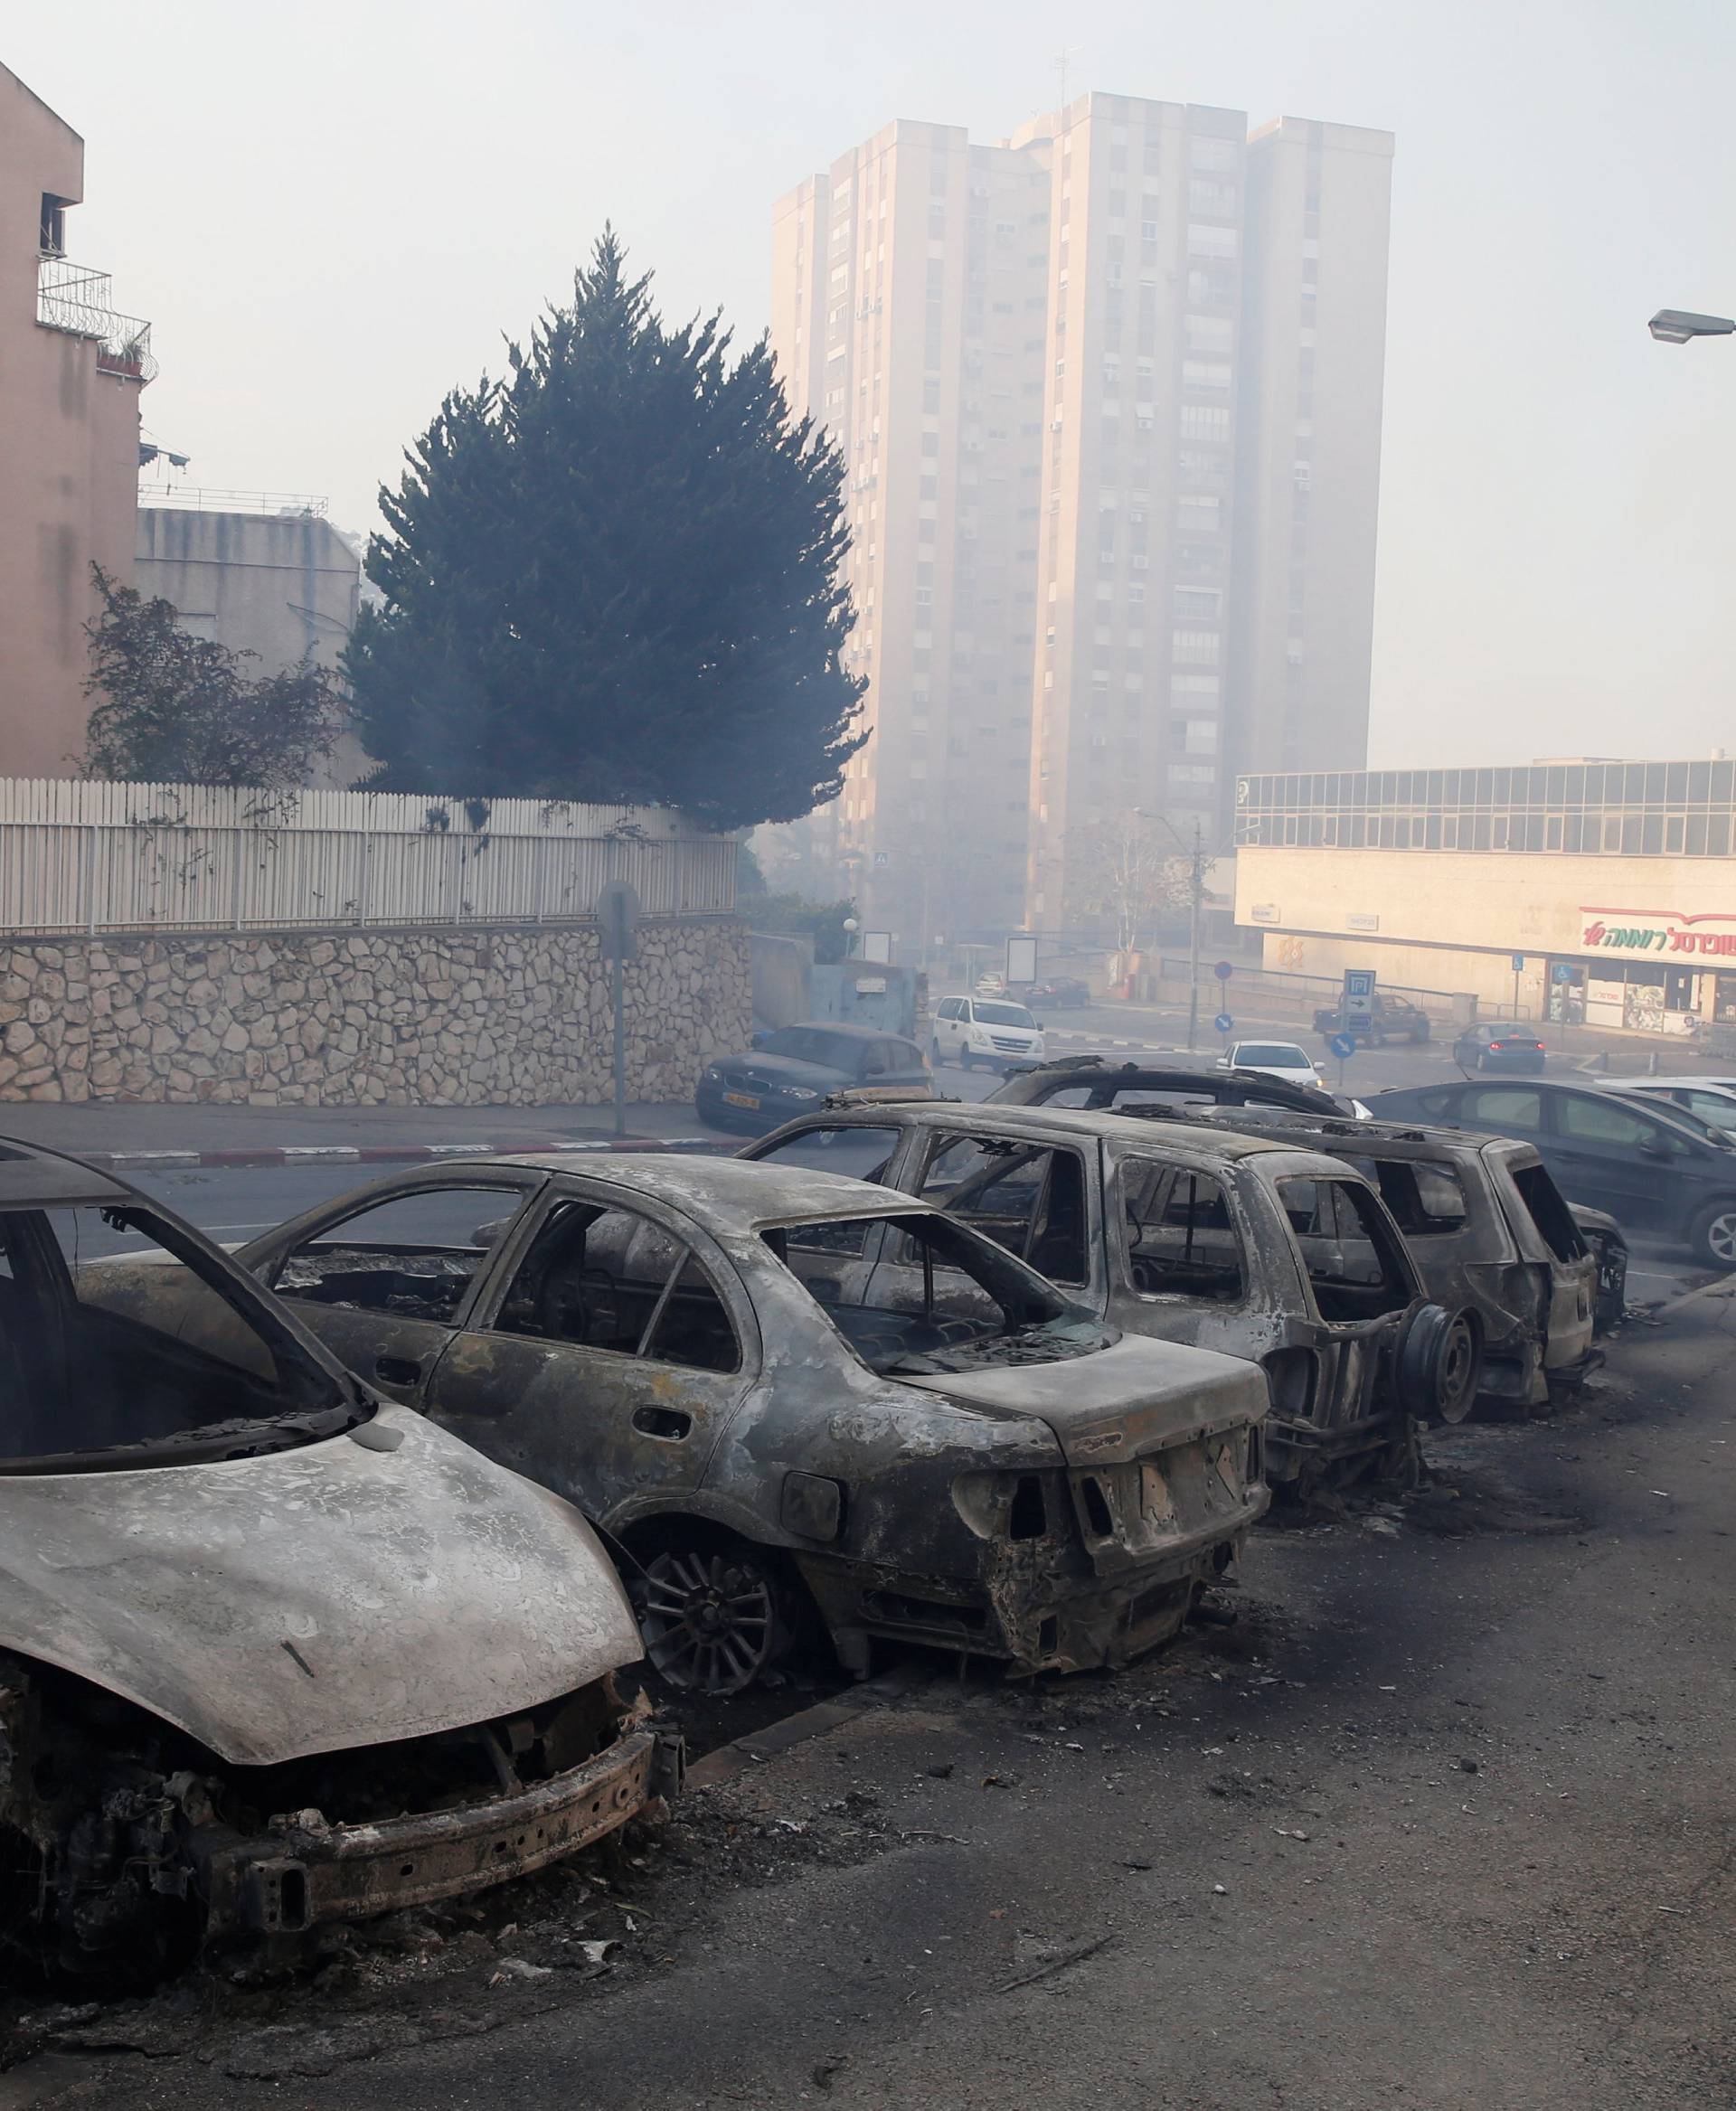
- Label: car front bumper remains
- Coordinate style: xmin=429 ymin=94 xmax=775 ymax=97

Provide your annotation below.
xmin=202 ymin=1727 xmax=678 ymax=1937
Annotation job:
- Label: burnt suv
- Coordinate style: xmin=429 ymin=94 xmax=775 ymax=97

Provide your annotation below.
xmin=1189 ymin=1110 xmax=1608 ymax=1413
xmin=741 ymin=1100 xmax=1480 ymax=1494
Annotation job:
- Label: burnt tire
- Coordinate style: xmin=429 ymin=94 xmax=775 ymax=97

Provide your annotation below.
xmin=1688 ymin=1200 xmax=1736 ymax=1272
xmin=1398 ymin=1303 xmax=1484 ymax=1423
xmin=631 ymin=1532 xmax=799 ymax=1696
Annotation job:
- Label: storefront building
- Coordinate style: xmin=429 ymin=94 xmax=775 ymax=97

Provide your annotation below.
xmin=1233 ymin=759 xmax=1736 ymax=1036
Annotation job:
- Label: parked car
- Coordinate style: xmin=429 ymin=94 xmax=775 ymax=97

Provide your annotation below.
xmin=1310 ymin=994 xmax=1432 ymax=1045
xmin=1219 ymin=1040 xmax=1323 ymax=1089
xmin=1599 ymin=1075 xmax=1736 ymax=1136
xmin=238 ymin=1154 xmax=1269 ymax=1689
xmin=0 ymin=1140 xmax=671 ymax=1976
xmin=974 ymin=971 xmax=1007 ymax=996
xmin=1026 ymin=975 xmax=1092 ymax=1009
xmin=1367 ymin=1078 xmax=1736 ymax=1267
xmin=742 ymin=1100 xmax=1479 ymax=1492
xmin=1190 ymin=1110 xmax=1604 ymax=1411
xmin=696 ymin=1023 xmax=929 ymax=1134
xmin=1450 ymin=1023 xmax=1548 ymax=1074
xmin=930 ymin=994 xmax=1046 ymax=1072
xmin=993 ymin=1055 xmax=1363 ymax=1122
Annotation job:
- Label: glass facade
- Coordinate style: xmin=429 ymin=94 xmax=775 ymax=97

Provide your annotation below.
xmin=1234 ymin=760 xmax=1736 ymax=858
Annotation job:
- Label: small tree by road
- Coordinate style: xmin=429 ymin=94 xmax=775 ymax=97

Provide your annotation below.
xmin=346 ymin=231 xmax=867 ymax=831
xmin=1074 ymin=807 xmax=1188 ymax=952
xmin=80 ymin=567 xmax=345 ymax=787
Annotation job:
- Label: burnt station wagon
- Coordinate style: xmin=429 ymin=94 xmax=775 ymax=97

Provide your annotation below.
xmin=742 ymin=1101 xmax=1477 ymax=1493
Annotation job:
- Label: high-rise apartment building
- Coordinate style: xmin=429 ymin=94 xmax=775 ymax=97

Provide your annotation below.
xmin=770 ymin=94 xmax=1392 ymax=947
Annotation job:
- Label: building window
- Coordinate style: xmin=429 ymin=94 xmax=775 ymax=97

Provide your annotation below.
xmin=1173 ymin=632 xmax=1220 ymax=665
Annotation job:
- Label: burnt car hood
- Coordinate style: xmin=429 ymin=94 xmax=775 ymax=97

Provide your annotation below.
xmin=0 ymin=1403 xmax=641 ymax=1768
xmin=899 ymin=1333 xmax=1266 ymax=1466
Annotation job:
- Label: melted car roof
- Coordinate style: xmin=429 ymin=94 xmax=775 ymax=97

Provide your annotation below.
xmin=750 ymin=1099 xmax=1319 ymax=1166
xmin=496 ymin=1149 xmax=939 ymax=1229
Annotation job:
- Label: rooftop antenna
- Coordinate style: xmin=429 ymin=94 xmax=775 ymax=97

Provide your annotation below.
xmin=1054 ymin=44 xmax=1081 ymax=108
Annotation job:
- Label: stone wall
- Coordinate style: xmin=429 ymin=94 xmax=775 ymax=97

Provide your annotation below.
xmin=0 ymin=919 xmax=750 ymax=1106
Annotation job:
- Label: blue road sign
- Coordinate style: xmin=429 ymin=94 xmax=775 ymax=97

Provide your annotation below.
xmin=1327 ymin=1032 xmax=1358 ymax=1060
xmin=1511 ymin=953 xmax=1525 ymax=973
xmin=1214 ymin=1012 xmax=1234 ymax=1034
xmin=1213 ymin=960 xmax=1234 ymax=982
xmin=1552 ymin=962 xmax=1576 ymax=985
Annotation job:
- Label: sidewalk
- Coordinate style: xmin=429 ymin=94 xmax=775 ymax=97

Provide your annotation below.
xmin=0 ymin=1098 xmax=724 ymax=1173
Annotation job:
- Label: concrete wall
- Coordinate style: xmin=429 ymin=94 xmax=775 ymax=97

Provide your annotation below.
xmin=0 ymin=64 xmax=146 ymax=777
xmin=0 ymin=918 xmax=749 ymax=1107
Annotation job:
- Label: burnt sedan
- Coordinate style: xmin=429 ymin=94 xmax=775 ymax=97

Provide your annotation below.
xmin=0 ymin=1141 xmax=670 ymax=1978
xmin=741 ymin=1101 xmax=1477 ymax=1494
xmin=240 ymin=1156 xmax=1270 ymax=1692
xmin=991 ymin=1056 xmax=1365 ymax=1122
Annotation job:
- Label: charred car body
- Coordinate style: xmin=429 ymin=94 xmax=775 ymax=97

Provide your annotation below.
xmin=237 ymin=1155 xmax=1269 ymax=1690
xmin=741 ymin=1101 xmax=1478 ymax=1492
xmin=1185 ymin=1111 xmax=1608 ymax=1413
xmin=991 ymin=1055 xmax=1365 ymax=1123
xmin=0 ymin=1142 xmax=671 ymax=1978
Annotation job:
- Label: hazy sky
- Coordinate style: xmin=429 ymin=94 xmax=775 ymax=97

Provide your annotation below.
xmin=10 ymin=0 xmax=1733 ymax=768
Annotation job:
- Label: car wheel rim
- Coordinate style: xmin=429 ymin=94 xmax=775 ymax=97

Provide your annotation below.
xmin=1439 ymin=1316 xmax=1478 ymax=1418
xmin=637 ymin=1549 xmax=776 ymax=1694
xmin=1708 ymin=1213 xmax=1736 ymax=1263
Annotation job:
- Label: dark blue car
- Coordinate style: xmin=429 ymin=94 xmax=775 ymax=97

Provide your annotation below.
xmin=695 ymin=1023 xmax=929 ymax=1135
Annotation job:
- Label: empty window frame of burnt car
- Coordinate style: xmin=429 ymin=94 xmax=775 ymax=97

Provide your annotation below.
xmin=742 ymin=1103 xmax=1476 ymax=1491
xmin=1186 ymin=1113 xmax=1602 ymax=1414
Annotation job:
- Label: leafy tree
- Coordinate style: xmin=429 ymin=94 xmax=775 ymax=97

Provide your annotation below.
xmin=347 ymin=231 xmax=868 ymax=830
xmin=741 ymin=889 xmax=858 ymax=965
xmin=80 ymin=567 xmax=344 ymax=787
xmin=1073 ymin=808 xmax=1188 ymax=952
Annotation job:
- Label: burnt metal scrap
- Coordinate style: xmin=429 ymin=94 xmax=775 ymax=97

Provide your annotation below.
xmin=237 ymin=1154 xmax=1270 ymax=1692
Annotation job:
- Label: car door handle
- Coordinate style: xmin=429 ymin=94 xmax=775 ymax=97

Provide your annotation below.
xmin=632 ymin=1405 xmax=692 ymax=1441
xmin=375 ymin=1354 xmax=423 ymax=1386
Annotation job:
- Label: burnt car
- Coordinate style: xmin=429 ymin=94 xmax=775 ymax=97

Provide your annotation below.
xmin=741 ymin=1100 xmax=1477 ymax=1493
xmin=238 ymin=1155 xmax=1269 ymax=1692
xmin=0 ymin=1141 xmax=670 ymax=1977
xmin=991 ymin=1055 xmax=1363 ymax=1123
xmin=1187 ymin=1110 xmax=1605 ymax=1412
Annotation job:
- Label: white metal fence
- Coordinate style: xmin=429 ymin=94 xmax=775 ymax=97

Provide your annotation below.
xmin=0 ymin=781 xmax=735 ymax=938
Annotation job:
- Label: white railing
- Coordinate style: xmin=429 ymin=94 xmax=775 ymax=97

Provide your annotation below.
xmin=0 ymin=781 xmax=735 ymax=937
xmin=36 ymin=259 xmax=157 ymax=384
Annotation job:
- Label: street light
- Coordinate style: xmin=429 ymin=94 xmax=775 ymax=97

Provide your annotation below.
xmin=1648 ymin=308 xmax=1736 ymax=345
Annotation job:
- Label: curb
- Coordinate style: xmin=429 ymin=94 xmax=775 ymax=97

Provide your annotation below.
xmin=81 ymin=1136 xmax=731 ymax=1175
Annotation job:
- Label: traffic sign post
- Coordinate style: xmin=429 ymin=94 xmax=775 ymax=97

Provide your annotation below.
xmin=598 ymin=880 xmax=643 ymax=1138
xmin=1214 ymin=1011 xmax=1234 ymax=1046
xmin=1213 ymin=960 xmax=1234 ymax=983
xmin=1511 ymin=952 xmax=1525 ymax=1021
xmin=1326 ymin=1028 xmax=1358 ymax=1098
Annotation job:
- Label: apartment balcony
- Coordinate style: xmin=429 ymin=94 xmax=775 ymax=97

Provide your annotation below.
xmin=36 ymin=257 xmax=157 ymax=383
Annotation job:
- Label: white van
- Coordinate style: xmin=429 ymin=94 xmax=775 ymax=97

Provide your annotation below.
xmin=930 ymin=994 xmax=1047 ymax=1073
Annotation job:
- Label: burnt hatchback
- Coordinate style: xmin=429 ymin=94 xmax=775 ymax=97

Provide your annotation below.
xmin=241 ymin=1155 xmax=1269 ymax=1690
xmin=743 ymin=1101 xmax=1477 ymax=1494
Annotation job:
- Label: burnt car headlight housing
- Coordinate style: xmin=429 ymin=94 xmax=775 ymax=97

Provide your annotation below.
xmin=781 ymin=1470 xmax=844 ymax=1541
xmin=952 ymin=1470 xmax=1052 ymax=1541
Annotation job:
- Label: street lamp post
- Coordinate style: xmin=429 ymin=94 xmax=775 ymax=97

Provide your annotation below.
xmin=1648 ymin=308 xmax=1735 ymax=345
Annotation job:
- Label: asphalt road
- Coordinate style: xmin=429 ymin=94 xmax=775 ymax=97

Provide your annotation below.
xmin=19 ymin=1280 xmax=1733 ymax=2110
xmin=112 ymin=1009 xmax=1700 ymax=1304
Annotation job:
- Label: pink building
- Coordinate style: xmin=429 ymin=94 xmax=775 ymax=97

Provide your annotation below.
xmin=0 ymin=61 xmax=152 ymax=775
